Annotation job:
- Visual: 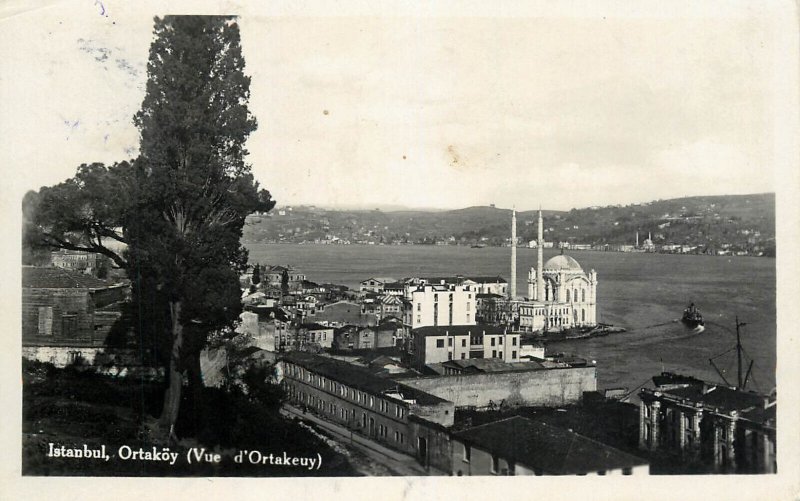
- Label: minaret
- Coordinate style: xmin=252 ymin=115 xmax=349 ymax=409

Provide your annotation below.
xmin=510 ymin=209 xmax=517 ymax=299
xmin=636 ymin=231 xmax=639 ymax=247
xmin=536 ymin=207 xmax=544 ymax=301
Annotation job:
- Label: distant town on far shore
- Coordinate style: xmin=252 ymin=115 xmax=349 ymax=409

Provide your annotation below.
xmin=243 ymin=193 xmax=775 ymax=257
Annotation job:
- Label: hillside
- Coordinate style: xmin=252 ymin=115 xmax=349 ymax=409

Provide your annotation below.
xmin=242 ymin=193 xmax=775 ymax=255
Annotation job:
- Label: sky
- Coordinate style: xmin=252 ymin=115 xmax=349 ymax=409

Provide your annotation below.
xmin=0 ymin=1 xmax=793 ymax=211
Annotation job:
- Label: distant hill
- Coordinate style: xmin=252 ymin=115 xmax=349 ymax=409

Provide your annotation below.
xmin=243 ymin=193 xmax=775 ymax=255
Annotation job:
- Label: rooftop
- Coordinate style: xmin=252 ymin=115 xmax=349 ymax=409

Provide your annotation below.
xmin=652 ymin=384 xmax=771 ymax=414
xmin=647 ymin=372 xmax=775 ymax=420
xmin=412 ymin=324 xmax=509 ymax=337
xmin=453 ymin=416 xmax=647 ymax=474
xmin=441 ymin=358 xmax=545 ymax=373
xmin=22 ymin=266 xmax=120 ymax=290
xmin=543 ymin=255 xmax=584 ymax=272
xmin=281 ymin=351 xmax=447 ymax=406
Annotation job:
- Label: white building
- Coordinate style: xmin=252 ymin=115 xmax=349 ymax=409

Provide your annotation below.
xmin=519 ymin=210 xmax=598 ymax=332
xmin=406 ymin=283 xmax=477 ymax=330
xmin=409 ymin=325 xmax=520 ymax=370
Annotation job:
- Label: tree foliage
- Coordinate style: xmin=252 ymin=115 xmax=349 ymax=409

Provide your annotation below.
xmin=23 ymin=15 xmax=276 ymax=441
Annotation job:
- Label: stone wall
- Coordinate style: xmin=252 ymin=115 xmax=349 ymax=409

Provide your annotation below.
xmin=398 ymin=366 xmax=597 ymax=409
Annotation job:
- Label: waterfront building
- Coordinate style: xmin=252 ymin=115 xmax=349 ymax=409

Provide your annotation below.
xmin=263 ymin=265 xmax=306 ymax=288
xmin=402 ymin=276 xmax=507 ymax=298
xmin=520 ymin=210 xmax=598 ymax=332
xmin=639 ymin=373 xmax=776 ymax=473
xmin=359 ymin=277 xmax=397 ymax=294
xmin=451 ymin=416 xmax=649 ymax=476
xmin=408 ymin=325 xmax=519 ymax=370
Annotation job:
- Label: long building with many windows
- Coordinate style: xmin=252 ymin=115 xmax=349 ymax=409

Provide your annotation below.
xmin=277 ymin=352 xmax=455 ymax=471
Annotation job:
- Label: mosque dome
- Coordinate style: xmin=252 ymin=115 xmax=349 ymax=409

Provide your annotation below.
xmin=543 ymin=255 xmax=584 ymax=272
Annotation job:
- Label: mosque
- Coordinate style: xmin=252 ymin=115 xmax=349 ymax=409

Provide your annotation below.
xmin=511 ymin=209 xmax=598 ymax=332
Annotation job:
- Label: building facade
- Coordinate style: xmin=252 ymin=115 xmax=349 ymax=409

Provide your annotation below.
xmin=22 ymin=266 xmax=129 ymax=366
xmin=277 ymin=352 xmax=455 ymax=471
xmin=408 ymin=325 xmax=520 ymax=370
xmin=638 ymin=373 xmax=776 ymax=473
xmin=406 ymin=283 xmax=476 ymax=330
xmin=519 ymin=210 xmax=598 ymax=332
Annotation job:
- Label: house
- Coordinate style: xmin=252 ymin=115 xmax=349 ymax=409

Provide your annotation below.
xmin=359 ymin=277 xmax=397 ymax=294
xmin=305 ymin=300 xmax=378 ymax=327
xmin=408 ymin=325 xmax=520 ymax=371
xmin=377 ymin=294 xmax=405 ymax=320
xmin=451 ymin=416 xmax=649 ymax=476
xmin=22 ymin=266 xmax=129 ymax=366
xmin=239 ymin=306 xmax=293 ymax=352
xmin=263 ymin=265 xmax=306 ymax=288
xmin=298 ymin=322 xmax=334 ymax=350
xmin=462 ymin=276 xmax=507 ymax=296
xmin=639 ymin=372 xmax=776 ymax=473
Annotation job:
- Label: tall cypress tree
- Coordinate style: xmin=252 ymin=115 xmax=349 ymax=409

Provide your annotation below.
xmin=24 ymin=15 xmax=276 ymax=442
xmin=129 ymin=15 xmax=275 ymax=439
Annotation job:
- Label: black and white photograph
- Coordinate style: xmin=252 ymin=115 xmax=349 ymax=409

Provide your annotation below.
xmin=2 ymin=1 xmax=798 ymax=499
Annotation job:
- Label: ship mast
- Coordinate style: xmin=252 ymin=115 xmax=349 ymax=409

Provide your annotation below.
xmin=709 ymin=315 xmax=752 ymax=390
xmin=736 ymin=316 xmax=747 ymax=389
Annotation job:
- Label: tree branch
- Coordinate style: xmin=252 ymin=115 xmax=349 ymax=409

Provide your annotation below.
xmin=40 ymin=232 xmax=128 ymax=269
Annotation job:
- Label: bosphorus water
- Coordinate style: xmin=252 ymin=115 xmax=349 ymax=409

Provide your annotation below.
xmin=246 ymin=243 xmax=776 ymax=395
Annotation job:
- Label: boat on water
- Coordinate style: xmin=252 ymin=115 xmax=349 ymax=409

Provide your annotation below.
xmin=681 ymin=302 xmax=704 ymax=328
xmin=470 ymin=243 xmax=486 ymax=249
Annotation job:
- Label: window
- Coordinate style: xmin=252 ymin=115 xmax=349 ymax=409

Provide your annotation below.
xmin=37 ymin=307 xmax=53 ymax=336
xmin=622 ymin=467 xmax=632 ymax=476
xmin=448 ymin=352 xmax=453 ymax=360
xmin=395 ymin=431 xmax=400 ymax=442
xmin=492 ymin=350 xmax=497 ymax=358
xmin=463 ymin=443 xmax=471 ymax=462
xmin=466 ymin=302 xmax=470 ymax=311
xmin=449 ymin=293 xmax=453 ymax=302
xmin=490 ymin=337 xmax=495 ymax=346
xmin=434 ymin=294 xmax=438 ymax=302
xmin=512 ymin=351 xmax=517 ymax=358
xmin=461 ymin=353 xmax=466 ymax=359
xmin=61 ymin=314 xmax=78 ymax=338
xmin=369 ymin=396 xmax=374 ymax=407
xmin=448 ymin=337 xmax=453 ymax=346
xmin=499 ymin=337 xmax=503 ymax=345
xmin=466 ymin=314 xmax=470 ymax=322
xmin=417 ymin=303 xmax=421 ymax=312
xmin=436 ymin=339 xmax=445 ymax=348
xmin=461 ymin=339 xmax=466 ymax=347
xmin=512 ymin=337 xmax=517 ymax=346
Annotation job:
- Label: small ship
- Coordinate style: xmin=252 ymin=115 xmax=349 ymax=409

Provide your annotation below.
xmin=681 ymin=302 xmax=705 ymax=328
